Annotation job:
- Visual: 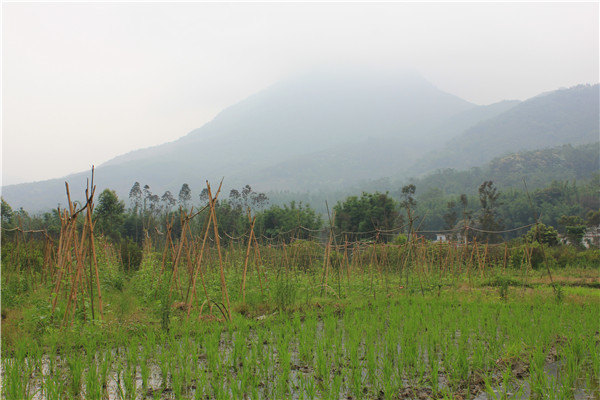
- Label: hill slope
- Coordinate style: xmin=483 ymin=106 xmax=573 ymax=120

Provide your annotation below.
xmin=2 ymin=75 xmax=597 ymax=212
xmin=410 ymin=84 xmax=599 ymax=175
xmin=3 ymin=69 xmax=479 ymax=211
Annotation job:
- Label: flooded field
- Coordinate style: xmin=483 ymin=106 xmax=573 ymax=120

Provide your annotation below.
xmin=3 ymin=286 xmax=598 ymax=399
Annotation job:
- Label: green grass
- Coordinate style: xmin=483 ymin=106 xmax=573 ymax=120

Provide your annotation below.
xmin=1 ymin=241 xmax=599 ymax=399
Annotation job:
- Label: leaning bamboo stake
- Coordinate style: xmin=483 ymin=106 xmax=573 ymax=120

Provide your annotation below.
xmin=169 ymin=209 xmax=193 ymax=298
xmin=84 ymin=173 xmax=103 ymax=320
xmin=160 ymin=217 xmax=175 ymax=275
xmin=240 ymin=215 xmax=257 ymax=302
xmin=66 ymin=218 xmax=89 ymax=325
xmin=207 ymin=180 xmax=231 ymax=321
xmin=467 ymin=239 xmax=477 ymax=289
xmin=51 ymin=213 xmax=75 ymax=314
xmin=282 ymin=242 xmax=290 ymax=274
xmin=320 ymin=240 xmax=331 ymax=297
xmin=481 ymin=243 xmax=489 ymax=279
xmin=64 ymin=197 xmax=90 ymax=326
xmin=53 ymin=184 xmax=79 ymax=315
xmin=49 ymin=169 xmax=103 ymax=325
xmin=503 ymin=243 xmax=508 ymax=271
xmin=186 ymin=211 xmax=212 ymax=317
xmin=250 ymin=228 xmax=267 ymax=288
xmin=343 ymin=238 xmax=351 ymax=289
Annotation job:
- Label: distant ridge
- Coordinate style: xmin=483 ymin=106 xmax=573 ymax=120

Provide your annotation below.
xmin=409 ymin=84 xmax=600 ymax=175
xmin=2 ymin=70 xmax=598 ymax=212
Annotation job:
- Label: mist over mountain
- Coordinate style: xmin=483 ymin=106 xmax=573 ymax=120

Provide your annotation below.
xmin=2 ymin=69 xmax=598 ymax=212
xmin=249 ymin=99 xmax=520 ymax=190
xmin=409 ymin=84 xmax=599 ymax=175
xmin=101 ymin=68 xmax=476 ymax=179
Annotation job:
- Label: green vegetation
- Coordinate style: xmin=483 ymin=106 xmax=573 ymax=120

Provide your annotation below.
xmin=2 ymin=203 xmax=599 ymax=399
xmin=1 ymin=168 xmax=599 ymax=399
xmin=334 ymin=192 xmax=400 ymax=241
xmin=4 ymin=80 xmax=598 ymax=212
xmin=415 ymin=85 xmax=599 ymax=172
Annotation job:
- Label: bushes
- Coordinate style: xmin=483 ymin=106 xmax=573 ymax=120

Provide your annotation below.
xmin=120 ymin=239 xmax=142 ymax=272
xmin=288 ymin=239 xmax=323 ymax=271
xmin=131 ymin=252 xmax=162 ymax=303
xmin=1 ymin=273 xmax=31 ymax=308
xmin=575 ymin=249 xmax=600 ymax=267
xmin=541 ymin=246 xmax=600 ymax=269
xmin=392 ymin=234 xmax=408 ymax=245
xmin=524 ymin=223 xmax=559 ymax=246
xmin=1 ymin=242 xmax=44 ymax=274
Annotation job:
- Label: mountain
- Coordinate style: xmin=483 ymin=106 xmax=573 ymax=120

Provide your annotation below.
xmin=247 ymin=99 xmax=520 ymax=190
xmin=409 ymin=142 xmax=600 ymax=197
xmin=3 ymin=68 xmax=479 ymax=211
xmin=102 ymin=68 xmax=477 ymax=177
xmin=2 ymin=70 xmax=597 ymax=212
xmin=410 ymin=84 xmax=600 ymax=175
xmin=263 ymin=142 xmax=600 ymax=215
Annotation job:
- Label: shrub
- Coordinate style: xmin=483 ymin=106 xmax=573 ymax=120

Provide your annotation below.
xmin=120 ymin=239 xmax=142 ymax=272
xmin=392 ymin=234 xmax=408 ymax=245
xmin=524 ymin=223 xmax=559 ymax=246
xmin=288 ymin=239 xmax=323 ymax=271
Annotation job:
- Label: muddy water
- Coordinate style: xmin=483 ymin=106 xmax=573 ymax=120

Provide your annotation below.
xmin=3 ymin=326 xmax=596 ymax=400
xmin=473 ymin=360 xmax=593 ymax=400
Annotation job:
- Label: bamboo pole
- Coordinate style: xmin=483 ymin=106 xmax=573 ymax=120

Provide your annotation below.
xmin=186 ymin=212 xmax=212 ymax=317
xmin=207 ymin=180 xmax=231 ymax=321
xmin=240 ymin=215 xmax=256 ymax=302
xmin=85 ymin=181 xmax=103 ymax=320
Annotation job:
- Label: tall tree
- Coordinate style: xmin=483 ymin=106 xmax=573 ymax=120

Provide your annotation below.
xmin=199 ymin=188 xmax=209 ymax=205
xmin=443 ymin=200 xmax=458 ymax=231
xmin=558 ymin=215 xmax=586 ymax=247
xmin=459 ymin=194 xmax=473 ymax=243
xmin=334 ymin=191 xmax=400 ymax=242
xmin=142 ymin=185 xmax=152 ymax=213
xmin=95 ymin=189 xmax=126 ymax=242
xmin=178 ymin=183 xmax=192 ymax=210
xmin=128 ymin=182 xmax=142 ymax=215
xmin=1 ymin=198 xmax=14 ymax=228
xmin=400 ymin=184 xmax=417 ymax=240
xmin=161 ymin=191 xmax=176 ymax=214
xmin=477 ymin=181 xmax=503 ymax=243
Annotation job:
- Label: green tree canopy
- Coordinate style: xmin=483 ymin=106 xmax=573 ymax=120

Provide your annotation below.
xmin=524 ymin=223 xmax=559 ymax=246
xmin=334 ymin=192 xmax=400 ymax=241
xmin=255 ymin=201 xmax=322 ymax=241
xmin=1 ymin=198 xmax=14 ymax=228
xmin=94 ymin=189 xmax=126 ymax=242
xmin=477 ymin=181 xmax=503 ymax=243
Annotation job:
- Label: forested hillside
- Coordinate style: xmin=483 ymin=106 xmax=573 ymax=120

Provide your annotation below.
xmin=2 ymin=78 xmax=597 ymax=212
xmin=411 ymin=84 xmax=599 ymax=174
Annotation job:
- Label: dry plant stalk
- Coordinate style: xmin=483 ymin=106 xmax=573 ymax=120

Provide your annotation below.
xmin=240 ymin=214 xmax=257 ymax=303
xmin=50 ymin=168 xmax=103 ymax=325
xmin=206 ymin=180 xmax=232 ymax=321
xmin=186 ymin=210 xmax=212 ymax=317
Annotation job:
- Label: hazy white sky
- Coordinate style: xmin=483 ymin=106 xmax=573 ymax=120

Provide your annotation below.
xmin=2 ymin=2 xmax=598 ymax=186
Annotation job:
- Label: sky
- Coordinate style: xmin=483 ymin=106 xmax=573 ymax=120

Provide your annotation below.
xmin=2 ymin=2 xmax=598 ymax=186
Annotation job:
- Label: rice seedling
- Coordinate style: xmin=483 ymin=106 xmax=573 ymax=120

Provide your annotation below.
xmin=67 ymin=352 xmax=84 ymax=398
xmin=2 ymin=357 xmax=32 ymax=400
xmin=2 ymin=198 xmax=599 ymax=400
xmin=85 ymin=353 xmax=102 ymax=400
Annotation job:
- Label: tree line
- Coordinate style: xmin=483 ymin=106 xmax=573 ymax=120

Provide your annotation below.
xmin=2 ymin=176 xmax=598 ymax=259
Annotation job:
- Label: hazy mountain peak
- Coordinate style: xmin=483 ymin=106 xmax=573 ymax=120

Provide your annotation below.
xmin=4 ymin=76 xmax=595 ymax=212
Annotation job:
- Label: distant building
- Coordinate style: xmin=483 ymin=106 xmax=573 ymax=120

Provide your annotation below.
xmin=435 ymin=233 xmax=448 ymax=243
xmin=558 ymin=226 xmax=600 ymax=248
xmin=583 ymin=225 xmax=600 ymax=248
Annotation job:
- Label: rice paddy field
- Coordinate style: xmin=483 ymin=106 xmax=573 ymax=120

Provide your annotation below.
xmin=2 ymin=226 xmax=599 ymax=400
